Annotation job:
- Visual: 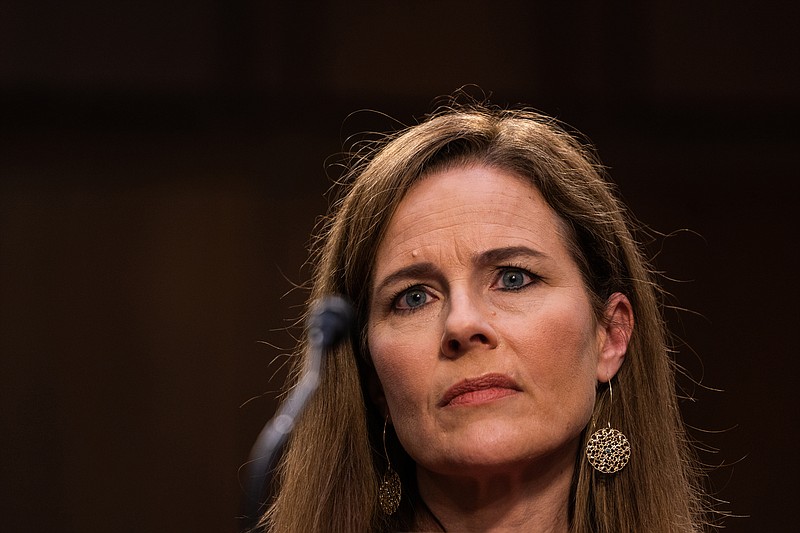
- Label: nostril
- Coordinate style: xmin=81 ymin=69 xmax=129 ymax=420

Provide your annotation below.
xmin=472 ymin=333 xmax=489 ymax=344
xmin=448 ymin=339 xmax=460 ymax=353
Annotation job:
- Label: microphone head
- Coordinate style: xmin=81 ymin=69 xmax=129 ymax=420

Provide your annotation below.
xmin=308 ymin=295 xmax=355 ymax=348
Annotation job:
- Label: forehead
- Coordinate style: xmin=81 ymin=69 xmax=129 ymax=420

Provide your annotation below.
xmin=373 ymin=165 xmax=573 ymax=274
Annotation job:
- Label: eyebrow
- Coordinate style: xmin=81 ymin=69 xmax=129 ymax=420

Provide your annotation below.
xmin=374 ymin=246 xmax=549 ymax=292
xmin=474 ymin=246 xmax=548 ymax=267
xmin=375 ymin=262 xmax=441 ymax=292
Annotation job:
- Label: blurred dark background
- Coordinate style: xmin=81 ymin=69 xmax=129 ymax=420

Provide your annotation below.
xmin=1 ymin=1 xmax=797 ymax=531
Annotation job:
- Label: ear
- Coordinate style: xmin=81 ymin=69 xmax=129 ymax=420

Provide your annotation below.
xmin=596 ymin=292 xmax=634 ymax=382
xmin=367 ymin=368 xmax=390 ymax=420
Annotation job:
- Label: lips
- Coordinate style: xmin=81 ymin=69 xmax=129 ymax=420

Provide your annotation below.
xmin=438 ymin=373 xmax=521 ymax=407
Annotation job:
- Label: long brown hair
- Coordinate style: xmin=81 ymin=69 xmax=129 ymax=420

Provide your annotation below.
xmin=262 ymin=103 xmax=710 ymax=532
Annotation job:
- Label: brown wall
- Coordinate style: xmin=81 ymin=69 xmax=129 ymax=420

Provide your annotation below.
xmin=2 ymin=2 xmax=798 ymax=531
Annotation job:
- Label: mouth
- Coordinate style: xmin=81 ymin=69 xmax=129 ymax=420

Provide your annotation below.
xmin=438 ymin=373 xmax=521 ymax=408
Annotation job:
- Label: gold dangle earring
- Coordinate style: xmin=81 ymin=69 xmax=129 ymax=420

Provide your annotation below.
xmin=585 ymin=377 xmax=631 ymax=474
xmin=378 ymin=417 xmax=401 ymax=515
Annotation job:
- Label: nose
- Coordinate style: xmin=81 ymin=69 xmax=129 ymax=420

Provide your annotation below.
xmin=440 ymin=291 xmax=499 ymax=358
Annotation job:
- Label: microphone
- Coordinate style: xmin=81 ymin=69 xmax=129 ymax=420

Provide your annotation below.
xmin=308 ymin=295 xmax=355 ymax=349
xmin=242 ymin=295 xmax=354 ymax=530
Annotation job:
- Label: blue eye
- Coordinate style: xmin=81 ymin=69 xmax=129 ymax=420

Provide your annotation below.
xmin=496 ymin=268 xmax=535 ymax=290
xmin=396 ymin=287 xmax=428 ymax=310
xmin=501 ymin=269 xmax=525 ymax=288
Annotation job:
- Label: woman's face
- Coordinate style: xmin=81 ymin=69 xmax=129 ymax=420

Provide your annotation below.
xmin=368 ymin=164 xmax=624 ymax=478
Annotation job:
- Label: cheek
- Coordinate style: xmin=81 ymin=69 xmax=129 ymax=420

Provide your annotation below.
xmin=513 ymin=304 xmax=600 ymax=415
xmin=368 ymin=328 xmax=430 ymax=410
xmin=558 ymin=320 xmax=601 ymax=424
xmin=516 ymin=308 xmax=596 ymax=367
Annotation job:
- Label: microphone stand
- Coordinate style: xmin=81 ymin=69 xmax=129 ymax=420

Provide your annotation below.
xmin=241 ymin=296 xmax=352 ymax=531
xmin=242 ymin=341 xmax=324 ymax=530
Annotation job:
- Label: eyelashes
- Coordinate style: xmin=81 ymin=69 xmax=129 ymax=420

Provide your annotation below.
xmin=389 ymin=266 xmax=541 ymax=314
xmin=391 ymin=284 xmax=437 ymax=313
xmin=492 ymin=265 xmax=541 ymax=291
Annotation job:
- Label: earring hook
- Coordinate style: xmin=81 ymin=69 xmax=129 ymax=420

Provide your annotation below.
xmin=607 ymin=375 xmax=613 ymax=429
xmin=382 ymin=417 xmax=392 ymax=470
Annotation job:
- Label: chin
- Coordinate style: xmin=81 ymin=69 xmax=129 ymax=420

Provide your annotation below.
xmin=416 ymin=429 xmax=581 ymax=478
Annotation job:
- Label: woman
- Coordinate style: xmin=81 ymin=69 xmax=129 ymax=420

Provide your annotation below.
xmin=261 ymin=103 xmax=711 ymax=531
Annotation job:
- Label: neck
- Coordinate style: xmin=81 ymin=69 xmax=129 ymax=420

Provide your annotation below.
xmin=413 ymin=445 xmax=576 ymax=532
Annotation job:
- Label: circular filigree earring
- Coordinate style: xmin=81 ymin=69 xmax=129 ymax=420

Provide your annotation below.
xmin=585 ymin=377 xmax=631 ymax=474
xmin=378 ymin=417 xmax=401 ymax=515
